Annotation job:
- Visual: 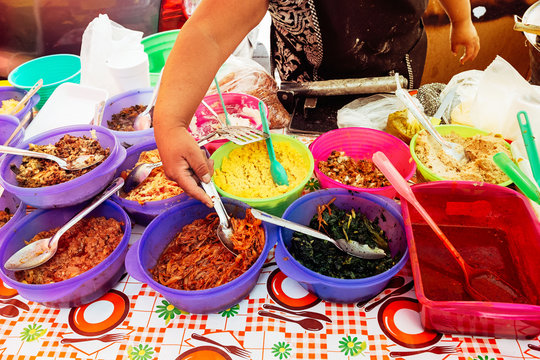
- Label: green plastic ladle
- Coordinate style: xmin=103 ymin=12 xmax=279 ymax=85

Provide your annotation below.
xmin=493 ymin=152 xmax=540 ymax=205
xmin=258 ymin=101 xmax=289 ymax=186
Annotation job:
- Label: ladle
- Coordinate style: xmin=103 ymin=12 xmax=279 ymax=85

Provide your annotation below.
xmin=394 ymin=74 xmax=467 ymax=162
xmin=4 ymin=177 xmax=125 ymax=271
xmin=0 ymin=145 xmax=105 ymax=171
xmin=250 ymin=209 xmax=386 ymax=260
xmin=372 ymin=151 xmax=528 ymax=303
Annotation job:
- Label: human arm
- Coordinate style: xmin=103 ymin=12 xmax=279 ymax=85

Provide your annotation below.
xmin=153 ymin=0 xmax=268 ymax=206
xmin=436 ymin=0 xmax=480 ymax=64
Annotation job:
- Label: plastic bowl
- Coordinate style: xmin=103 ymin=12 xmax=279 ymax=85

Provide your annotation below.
xmin=402 ymin=181 xmax=540 ymax=338
xmin=125 ymin=197 xmax=275 ymax=314
xmin=276 ymin=188 xmax=409 ymax=303
xmin=191 ymin=93 xmax=267 ymax=153
xmin=410 ymin=124 xmax=513 ymax=186
xmin=0 ymin=86 xmax=40 ymax=122
xmin=310 ymin=127 xmax=415 ymax=198
xmin=0 ymin=115 xmax=25 ymax=147
xmin=0 ymin=190 xmax=26 ymax=238
xmin=0 ymin=125 xmax=126 ymax=209
xmin=0 ymin=200 xmax=131 ymax=308
xmin=141 ymin=30 xmax=180 ymax=86
xmin=111 ymin=138 xmax=188 ymax=225
xmin=211 ymin=134 xmax=314 ymax=216
xmin=102 ymin=87 xmax=155 ymax=147
xmin=8 ymin=54 xmax=81 ymax=109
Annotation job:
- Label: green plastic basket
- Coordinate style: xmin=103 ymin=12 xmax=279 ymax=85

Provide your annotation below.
xmin=210 ymin=134 xmax=315 ymax=216
xmin=410 ymin=124 xmax=513 ymax=186
xmin=141 ymin=30 xmax=180 ymax=86
xmin=8 ymin=54 xmax=81 ymax=109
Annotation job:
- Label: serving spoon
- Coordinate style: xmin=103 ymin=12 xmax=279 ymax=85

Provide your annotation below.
xmin=0 ymin=145 xmax=105 ymax=171
xmin=259 ymin=101 xmax=289 ymax=186
xmin=250 ymin=209 xmax=386 ymax=259
xmin=372 ymin=151 xmax=528 ymax=303
xmin=4 ymin=177 xmax=125 ymax=271
xmin=133 ymin=69 xmax=163 ymax=131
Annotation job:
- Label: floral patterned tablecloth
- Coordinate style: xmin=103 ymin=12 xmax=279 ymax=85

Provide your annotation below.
xmin=1 ymin=134 xmax=539 ymax=360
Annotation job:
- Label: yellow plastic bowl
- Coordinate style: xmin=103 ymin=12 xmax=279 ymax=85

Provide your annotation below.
xmin=410 ymin=124 xmax=513 ymax=187
xmin=210 ymin=134 xmax=314 ymax=216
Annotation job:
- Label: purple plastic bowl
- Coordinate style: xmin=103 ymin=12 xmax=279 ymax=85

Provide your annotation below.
xmin=0 ymin=191 xmax=26 ymax=239
xmin=102 ymin=87 xmax=155 ymax=147
xmin=125 ymin=198 xmax=276 ymax=314
xmin=0 ymin=125 xmax=126 ymax=208
xmin=276 ymin=188 xmax=409 ymax=303
xmin=0 ymin=87 xmax=40 ymax=123
xmin=0 ymin=115 xmax=25 ymax=147
xmin=0 ymin=200 xmax=131 ymax=308
xmin=111 ymin=138 xmax=188 ymax=225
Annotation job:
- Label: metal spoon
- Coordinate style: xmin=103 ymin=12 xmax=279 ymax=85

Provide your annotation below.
xmin=394 ymin=74 xmax=466 ymax=162
xmin=133 ymin=69 xmax=163 ymax=131
xmin=250 ymin=209 xmax=386 ymax=259
xmin=0 ymin=145 xmax=105 ymax=171
xmin=200 ymin=179 xmax=235 ymax=255
xmin=4 ymin=177 xmax=125 ymax=271
xmin=373 ymin=151 xmax=528 ymax=303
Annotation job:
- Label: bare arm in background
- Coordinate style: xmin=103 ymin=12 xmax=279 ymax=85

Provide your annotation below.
xmin=153 ymin=0 xmax=268 ymax=206
xmin=437 ymin=0 xmax=480 ymax=64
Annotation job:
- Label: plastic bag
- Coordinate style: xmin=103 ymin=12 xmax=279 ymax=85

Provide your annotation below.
xmin=336 ymin=94 xmax=402 ymax=130
xmin=209 ymin=56 xmax=291 ymax=129
xmin=80 ymin=14 xmax=149 ymax=96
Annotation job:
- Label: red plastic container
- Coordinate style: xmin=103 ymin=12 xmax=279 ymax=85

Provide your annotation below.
xmin=309 ymin=127 xmax=415 ymax=198
xmin=401 ymin=181 xmax=540 ymax=338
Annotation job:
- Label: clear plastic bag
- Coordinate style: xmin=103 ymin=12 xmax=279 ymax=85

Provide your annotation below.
xmin=336 ymin=94 xmax=403 ymax=130
xmin=210 ymin=56 xmax=291 ymax=129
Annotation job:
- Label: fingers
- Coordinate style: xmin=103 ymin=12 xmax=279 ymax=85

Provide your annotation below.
xmin=460 ymin=41 xmax=480 ymax=64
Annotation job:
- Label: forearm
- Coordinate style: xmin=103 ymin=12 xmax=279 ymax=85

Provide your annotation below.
xmin=436 ymin=0 xmax=472 ymax=25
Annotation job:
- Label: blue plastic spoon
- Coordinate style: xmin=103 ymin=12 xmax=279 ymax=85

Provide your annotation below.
xmin=258 ymin=101 xmax=289 ymax=186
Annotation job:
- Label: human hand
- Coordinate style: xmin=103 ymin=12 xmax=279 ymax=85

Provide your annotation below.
xmin=450 ymin=20 xmax=480 ymax=64
xmin=155 ymin=126 xmax=214 ymax=207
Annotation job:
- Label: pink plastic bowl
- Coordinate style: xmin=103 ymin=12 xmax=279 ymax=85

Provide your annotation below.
xmin=310 ymin=127 xmax=415 ymax=198
xmin=191 ymin=93 xmax=267 ymax=154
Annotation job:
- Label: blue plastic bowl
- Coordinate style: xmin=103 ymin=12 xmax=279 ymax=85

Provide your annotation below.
xmin=0 ymin=87 xmax=40 ymax=122
xmin=0 ymin=200 xmax=131 ymax=308
xmin=0 ymin=125 xmax=126 ymax=208
xmin=125 ymin=198 xmax=276 ymax=314
xmin=0 ymin=115 xmax=25 ymax=147
xmin=102 ymin=87 xmax=155 ymax=147
xmin=111 ymin=138 xmax=188 ymax=225
xmin=276 ymin=188 xmax=409 ymax=303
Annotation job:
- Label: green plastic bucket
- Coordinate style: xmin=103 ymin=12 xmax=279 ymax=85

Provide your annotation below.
xmin=141 ymin=30 xmax=180 ymax=86
xmin=8 ymin=54 xmax=81 ymax=109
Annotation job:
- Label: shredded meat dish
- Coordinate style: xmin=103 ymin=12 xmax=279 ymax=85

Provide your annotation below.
xmin=15 ymin=134 xmax=110 ymax=188
xmin=121 ymin=149 xmax=183 ymax=204
xmin=150 ymin=209 xmax=265 ymax=291
xmin=318 ymin=150 xmax=390 ymax=188
xmin=0 ymin=209 xmax=14 ymax=228
xmin=15 ymin=217 xmax=124 ymax=284
xmin=108 ymin=105 xmax=148 ymax=131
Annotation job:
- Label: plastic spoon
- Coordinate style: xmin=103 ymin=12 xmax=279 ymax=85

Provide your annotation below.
xmin=250 ymin=208 xmax=386 ymax=259
xmin=394 ymin=74 xmax=466 ymax=162
xmin=372 ymin=151 xmax=528 ymax=303
xmin=9 ymin=79 xmax=42 ymax=116
xmin=493 ymin=152 xmax=540 ymax=205
xmin=259 ymin=101 xmax=289 ymax=186
xmin=4 ymin=177 xmax=125 ymax=271
xmin=213 ymin=77 xmax=230 ymax=126
xmin=0 ymin=145 xmax=105 ymax=171
xmin=517 ymin=110 xmax=540 ymax=187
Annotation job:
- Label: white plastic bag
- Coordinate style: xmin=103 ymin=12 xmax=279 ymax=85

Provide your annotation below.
xmin=80 ymin=14 xmax=149 ymax=96
xmin=336 ymin=94 xmax=402 ymax=130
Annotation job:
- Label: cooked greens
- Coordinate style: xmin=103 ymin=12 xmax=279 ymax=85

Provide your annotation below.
xmin=288 ymin=201 xmax=400 ymax=279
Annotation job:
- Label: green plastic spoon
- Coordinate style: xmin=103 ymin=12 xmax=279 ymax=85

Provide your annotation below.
xmin=259 ymin=101 xmax=289 ymax=186
xmin=213 ymin=77 xmax=230 ymax=126
xmin=517 ymin=110 xmax=540 ymax=187
xmin=493 ymin=152 xmax=540 ymax=205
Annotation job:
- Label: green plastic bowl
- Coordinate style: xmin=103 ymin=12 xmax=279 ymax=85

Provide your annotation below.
xmin=8 ymin=54 xmax=81 ymax=109
xmin=410 ymin=124 xmax=513 ymax=186
xmin=210 ymin=134 xmax=315 ymax=216
xmin=141 ymin=30 xmax=180 ymax=86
